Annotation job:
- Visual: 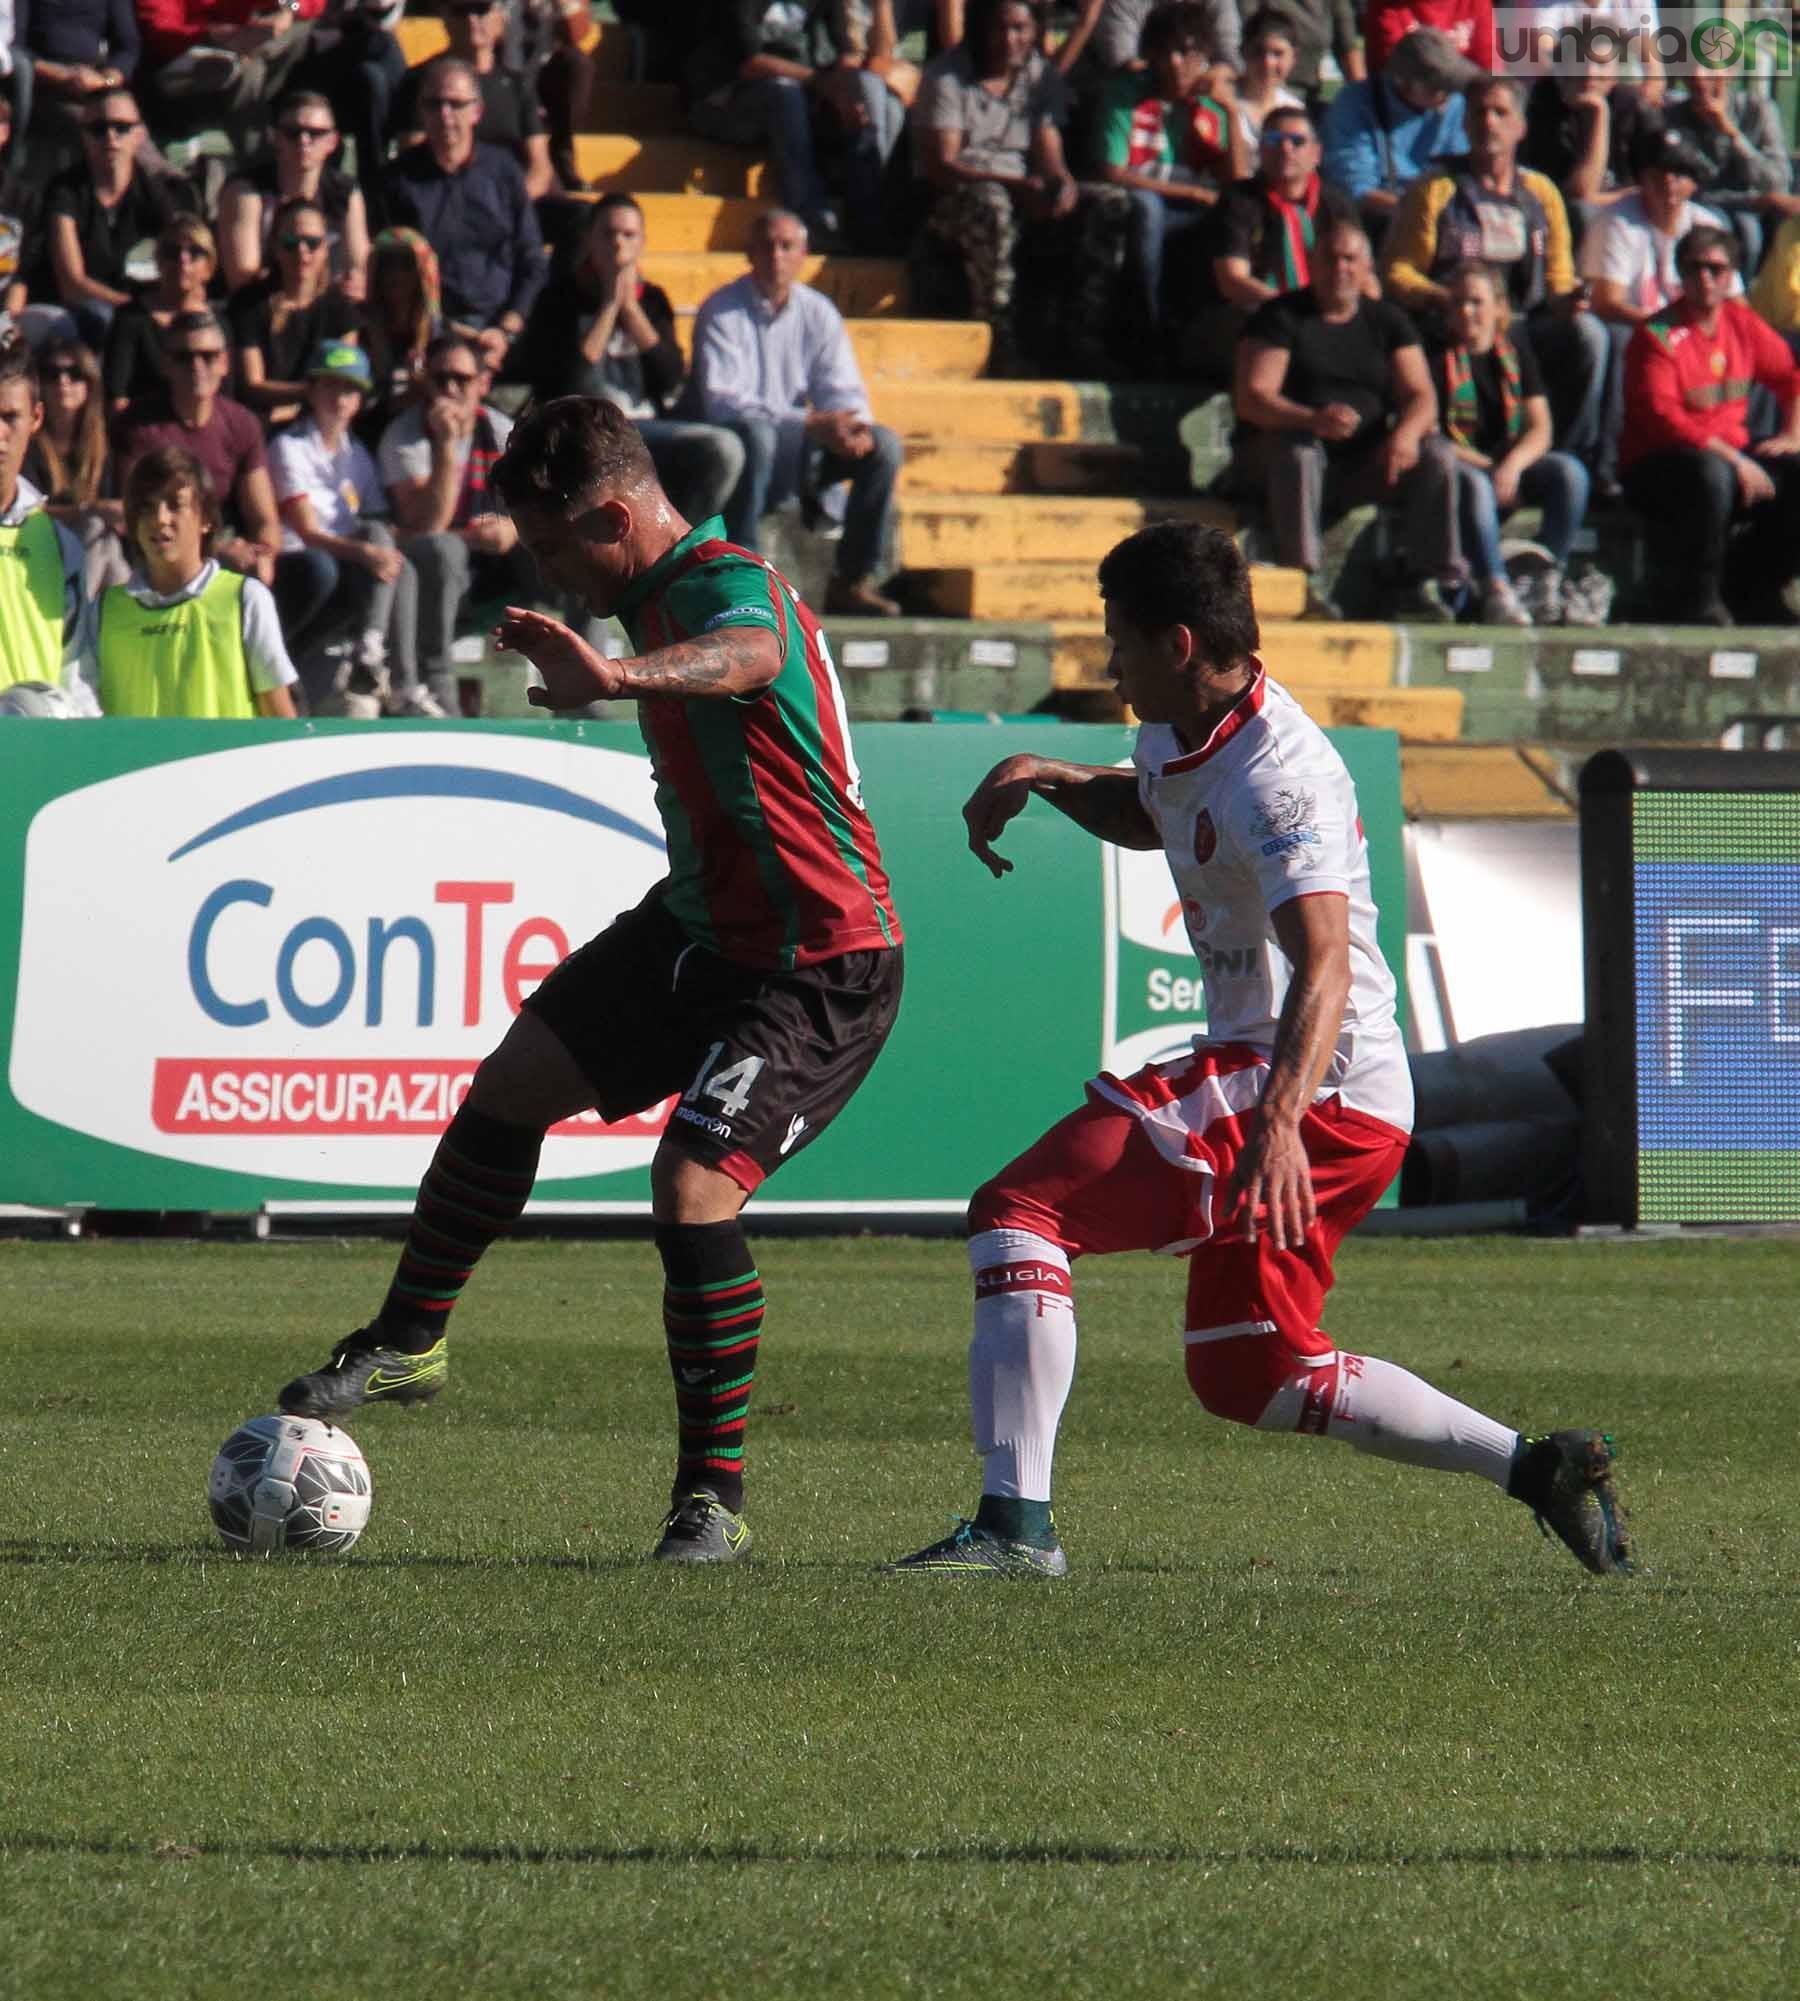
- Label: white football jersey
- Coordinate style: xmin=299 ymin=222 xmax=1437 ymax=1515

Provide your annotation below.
xmin=1133 ymin=669 xmax=1413 ymax=1133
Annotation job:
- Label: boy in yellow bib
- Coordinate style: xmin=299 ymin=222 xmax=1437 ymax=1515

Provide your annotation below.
xmin=0 ymin=333 xmax=97 ymax=707
xmin=96 ymin=448 xmax=299 ymax=719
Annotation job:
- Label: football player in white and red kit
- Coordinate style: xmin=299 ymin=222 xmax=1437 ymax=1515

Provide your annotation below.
xmin=888 ymin=521 xmax=1630 ymax=1579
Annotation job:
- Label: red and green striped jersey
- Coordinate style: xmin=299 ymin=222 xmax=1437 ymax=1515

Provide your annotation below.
xmin=613 ymin=518 xmax=903 ymax=971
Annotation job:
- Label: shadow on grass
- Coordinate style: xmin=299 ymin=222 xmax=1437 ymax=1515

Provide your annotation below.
xmin=6 ymin=1829 xmax=1800 ymax=1870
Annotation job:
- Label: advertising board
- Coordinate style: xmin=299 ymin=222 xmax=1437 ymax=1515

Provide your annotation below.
xmin=0 ymin=721 xmax=1404 ymax=1216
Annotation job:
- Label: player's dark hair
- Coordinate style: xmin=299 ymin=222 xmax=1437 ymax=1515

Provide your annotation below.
xmin=1676 ymin=223 xmax=1738 ymax=272
xmin=593 ymin=191 xmax=644 ymax=222
xmin=0 ymin=329 xmax=39 ymax=404
xmin=1097 ymin=522 xmax=1259 ymax=668
xmin=123 ymin=446 xmax=221 ymax=556
xmin=490 ymin=395 xmax=660 ymax=516
xmin=1142 ymin=2 xmax=1214 ymax=59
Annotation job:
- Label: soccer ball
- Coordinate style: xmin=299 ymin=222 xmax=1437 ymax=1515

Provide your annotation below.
xmin=206 ymin=1414 xmax=373 ymax=1555
xmin=0 ymin=680 xmax=85 ymax=718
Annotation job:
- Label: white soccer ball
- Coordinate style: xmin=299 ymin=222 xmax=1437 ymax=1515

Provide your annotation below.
xmin=207 ymin=1414 xmax=372 ymax=1555
xmin=0 ymin=680 xmax=85 ymax=718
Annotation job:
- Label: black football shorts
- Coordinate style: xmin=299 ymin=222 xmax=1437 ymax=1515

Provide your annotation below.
xmin=524 ymin=892 xmax=903 ymax=1191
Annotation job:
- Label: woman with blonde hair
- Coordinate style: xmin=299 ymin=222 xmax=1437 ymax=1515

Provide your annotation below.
xmin=101 ymin=215 xmax=219 ymax=412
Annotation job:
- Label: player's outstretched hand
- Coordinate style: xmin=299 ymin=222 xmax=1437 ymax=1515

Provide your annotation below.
xmin=494 ymin=607 xmax=627 ymax=708
xmin=1224 ymin=1115 xmax=1317 ymax=1252
xmin=963 ymin=755 xmax=1041 ymax=877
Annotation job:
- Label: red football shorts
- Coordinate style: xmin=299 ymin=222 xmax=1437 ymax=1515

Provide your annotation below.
xmin=970 ymin=1043 xmax=1408 ymax=1423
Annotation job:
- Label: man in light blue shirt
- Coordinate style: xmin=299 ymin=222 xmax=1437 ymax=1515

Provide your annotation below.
xmin=1320 ymin=27 xmax=1475 ymax=234
xmin=689 ymin=207 xmax=904 ymax=617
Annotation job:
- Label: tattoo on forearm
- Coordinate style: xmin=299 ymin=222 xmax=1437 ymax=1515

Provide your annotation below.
xmin=621 ymin=629 xmax=779 ymax=697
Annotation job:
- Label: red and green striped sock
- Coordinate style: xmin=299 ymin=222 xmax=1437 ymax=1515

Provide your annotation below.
xmin=657 ymin=1220 xmax=765 ymax=1515
xmin=379 ymin=1105 xmax=542 ymax=1348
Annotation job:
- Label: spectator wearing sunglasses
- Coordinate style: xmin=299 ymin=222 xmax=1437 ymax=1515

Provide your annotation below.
xmin=1621 ymin=225 xmax=1800 ymax=626
xmin=115 ymin=308 xmax=285 ymax=599
xmin=1181 ymin=107 xmax=1357 ymax=383
xmin=231 ymin=197 xmax=362 ymax=428
xmin=39 ymin=89 xmax=198 ymax=349
xmin=377 ymin=330 xmax=530 ymax=713
xmin=218 ymin=90 xmax=370 ymax=299
xmin=393 ymin=0 xmax=557 ymax=202
xmin=9 ymin=0 xmax=140 ymax=164
xmin=382 ymin=57 xmax=548 ymax=380
xmin=135 ymin=0 xmax=320 ymax=160
xmin=102 ymin=215 xmax=221 ymax=412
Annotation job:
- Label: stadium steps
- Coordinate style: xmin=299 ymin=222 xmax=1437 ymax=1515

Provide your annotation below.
xmin=909 ymin=559 xmax=1304 ymax=624
xmin=895 ymin=494 xmax=1235 ymax=571
xmin=1051 ymin=620 xmax=1401 ymax=694
xmin=572 ymin=134 xmax=772 ymax=196
xmin=395 ymin=15 xmax=637 ymax=79
xmin=666 ymin=314 xmax=989 ymax=381
xmin=650 ymin=253 xmax=908 ymax=317
xmin=1402 ymin=745 xmax=1580 ymax=819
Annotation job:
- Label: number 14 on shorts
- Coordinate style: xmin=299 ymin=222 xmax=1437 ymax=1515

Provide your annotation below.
xmin=685 ymin=1042 xmax=765 ymax=1119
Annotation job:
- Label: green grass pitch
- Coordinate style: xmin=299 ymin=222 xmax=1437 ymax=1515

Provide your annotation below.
xmin=3 ymin=1232 xmax=1798 ymax=2000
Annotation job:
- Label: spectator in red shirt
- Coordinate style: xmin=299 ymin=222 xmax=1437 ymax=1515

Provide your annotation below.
xmin=1364 ymin=0 xmax=1491 ymax=73
xmin=1621 ymin=225 xmax=1800 ymax=625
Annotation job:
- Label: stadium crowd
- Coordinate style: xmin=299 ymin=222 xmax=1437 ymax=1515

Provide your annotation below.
xmin=4 ymin=0 xmax=1800 ymax=717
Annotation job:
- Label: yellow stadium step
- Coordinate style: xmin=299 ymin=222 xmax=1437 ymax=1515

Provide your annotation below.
xmin=670 ymin=313 xmax=988 ymax=380
xmin=1051 ymin=620 xmax=1400 ymax=693
xmin=572 ymin=134 xmax=771 ymax=197
xmin=588 ymin=83 xmax=684 ymax=134
xmin=396 ymin=16 xmax=636 ymax=80
xmin=898 ymin=442 xmax=1025 ymax=495
xmin=913 ymin=561 xmax=1305 ymax=623
xmin=1318 ymin=688 xmax=1464 ymax=741
xmin=896 ymin=495 xmax=1233 ymax=571
xmin=1402 ymin=745 xmax=1576 ymax=818
xmin=876 ymin=380 xmax=1095 ymax=446
xmin=627 ymin=193 xmax=761 ymax=253
xmin=649 ymin=252 xmax=907 ymax=317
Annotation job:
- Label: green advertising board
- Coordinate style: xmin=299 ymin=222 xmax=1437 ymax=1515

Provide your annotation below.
xmin=0 ymin=720 xmax=1404 ymax=1216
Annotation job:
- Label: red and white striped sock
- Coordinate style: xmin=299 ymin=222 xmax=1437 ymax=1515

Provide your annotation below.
xmin=967 ymin=1228 xmax=1077 ymax=1503
xmin=1257 ymin=1351 xmax=1518 ymax=1487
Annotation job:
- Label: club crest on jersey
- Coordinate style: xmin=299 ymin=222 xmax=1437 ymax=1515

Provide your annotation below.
xmin=1192 ymin=809 xmax=1217 ymax=865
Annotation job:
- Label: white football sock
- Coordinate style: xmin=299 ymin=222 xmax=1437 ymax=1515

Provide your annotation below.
xmin=1256 ymin=1351 xmax=1518 ymax=1487
xmin=967 ymin=1228 xmax=1078 ymax=1503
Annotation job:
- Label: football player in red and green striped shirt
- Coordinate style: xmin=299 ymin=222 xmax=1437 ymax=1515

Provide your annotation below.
xmin=275 ymin=397 xmax=903 ymax=1564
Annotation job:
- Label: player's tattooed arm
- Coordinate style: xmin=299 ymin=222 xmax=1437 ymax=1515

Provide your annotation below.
xmin=964 ymin=755 xmax=1159 ymax=876
xmin=615 ymin=626 xmax=783 ymax=699
xmin=494 ymin=607 xmax=781 ymax=708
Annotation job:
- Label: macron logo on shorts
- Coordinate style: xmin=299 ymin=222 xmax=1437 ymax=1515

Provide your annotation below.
xmin=975 ymin=1262 xmax=1073 ymax=1299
